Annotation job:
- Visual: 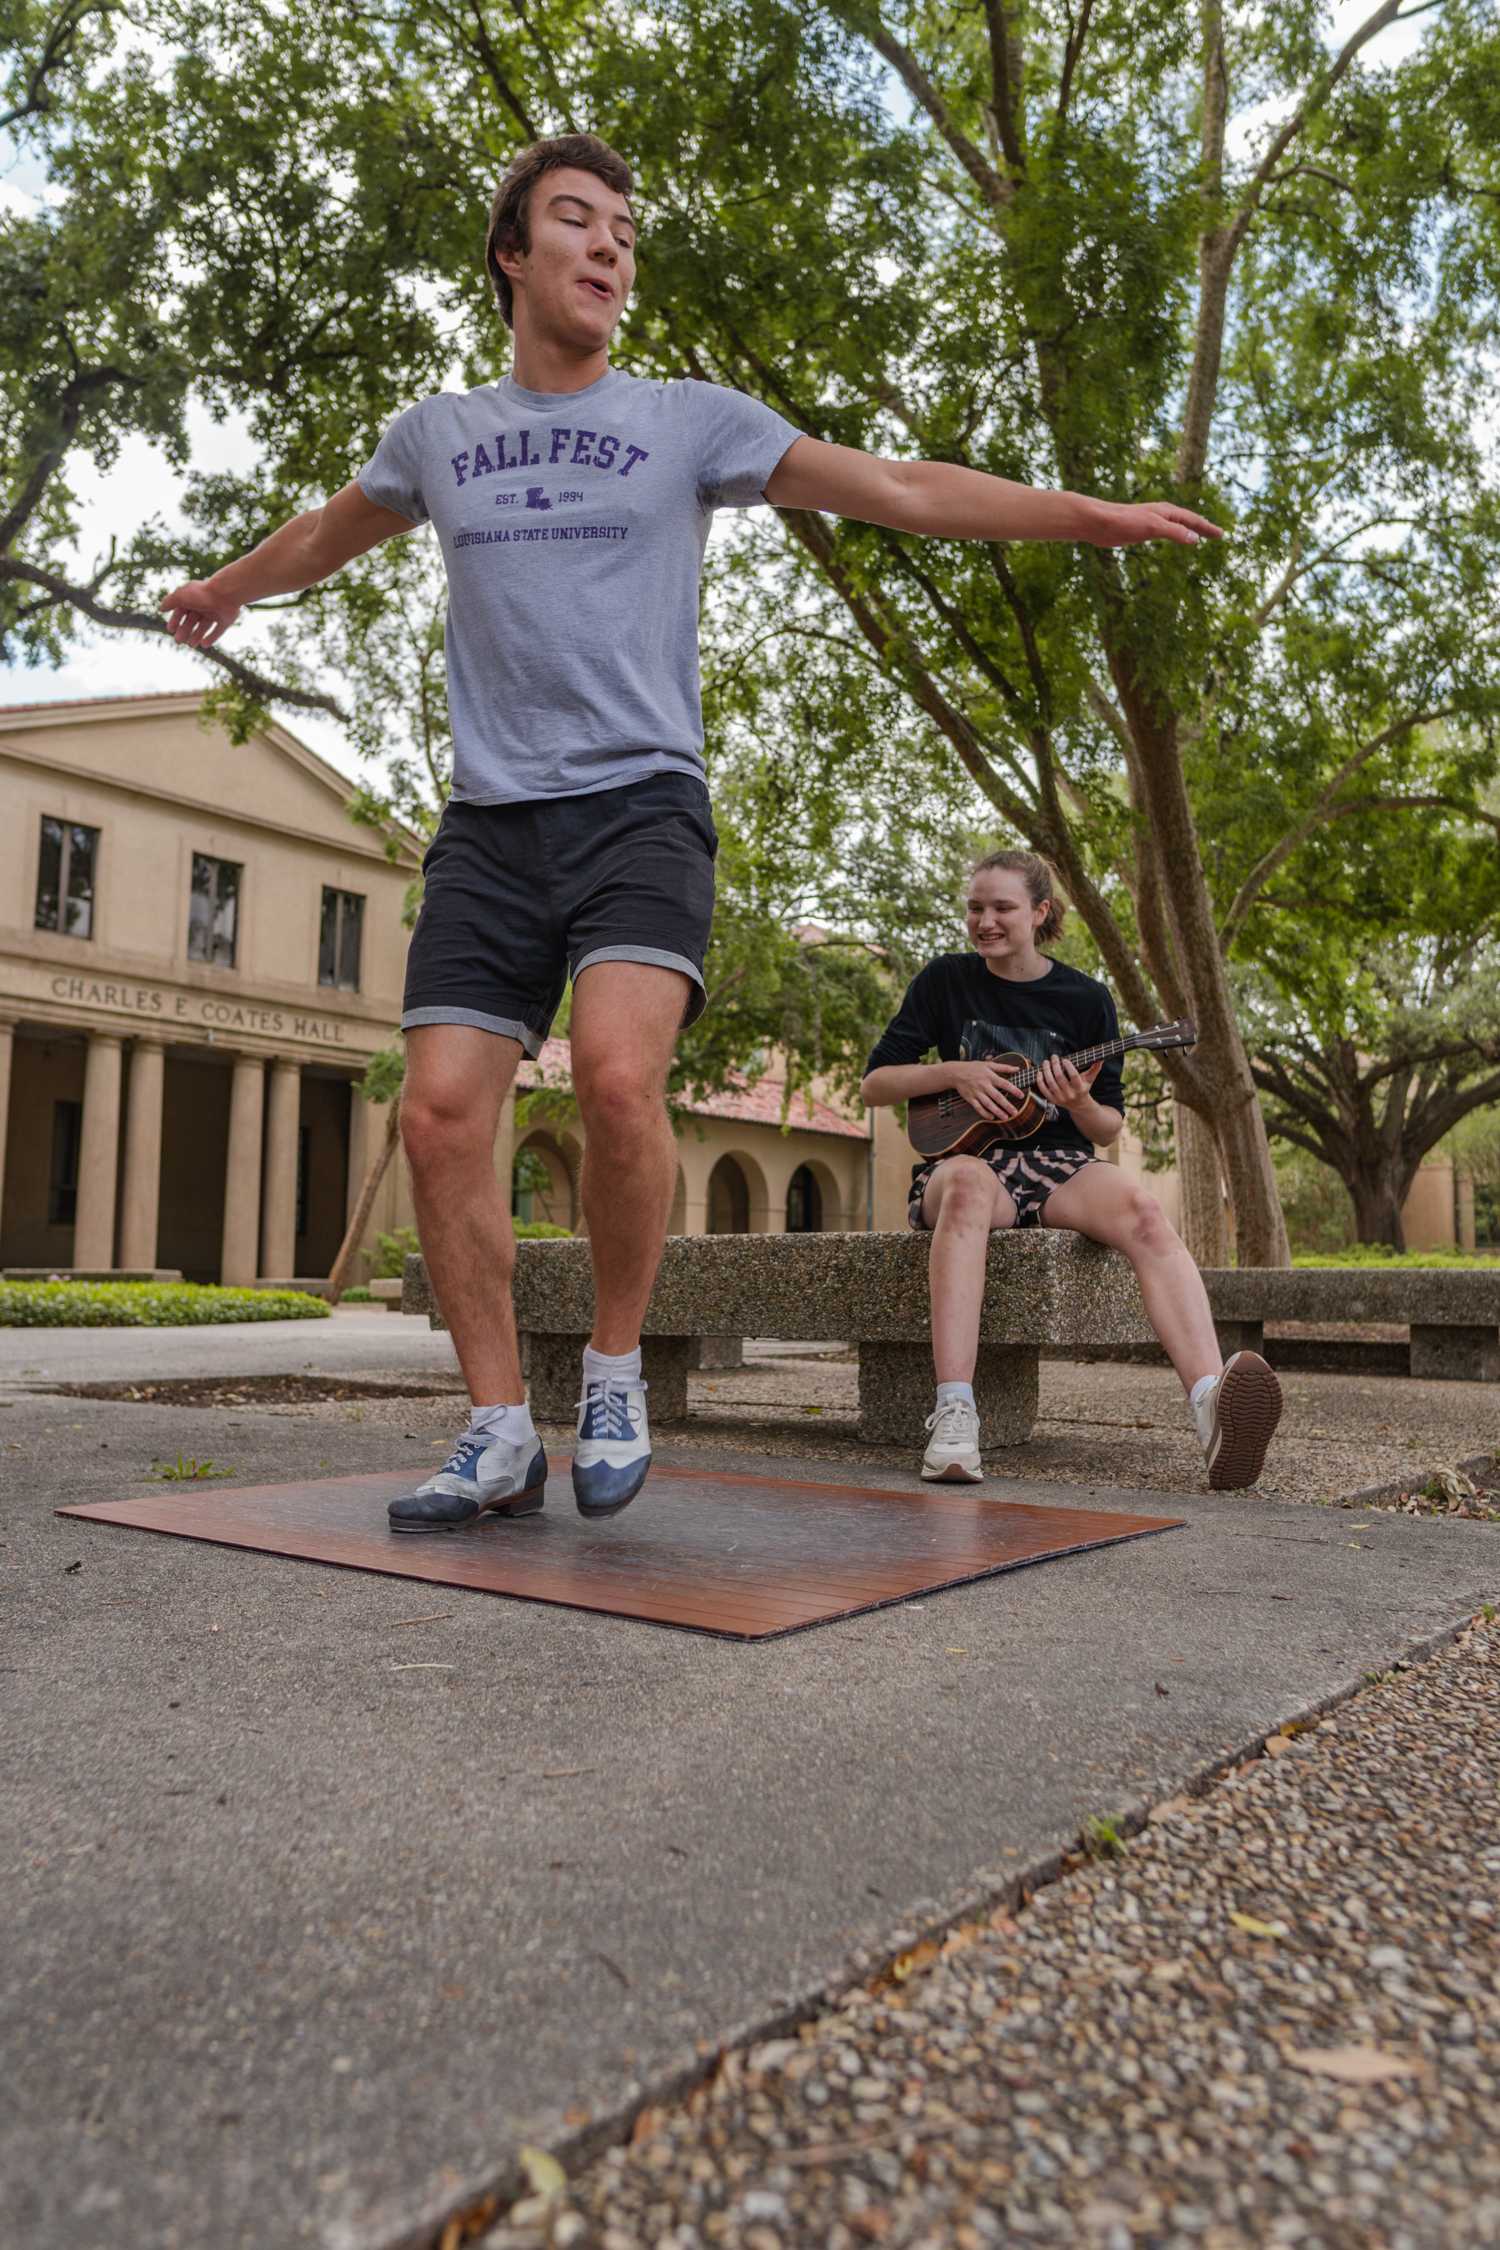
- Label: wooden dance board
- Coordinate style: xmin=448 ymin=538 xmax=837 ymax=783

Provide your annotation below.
xmin=59 ymin=1462 xmax=1182 ymax=1640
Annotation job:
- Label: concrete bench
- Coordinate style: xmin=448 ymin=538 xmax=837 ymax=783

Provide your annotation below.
xmin=1201 ymin=1267 xmax=1500 ymax=1383
xmin=402 ymin=1232 xmax=1152 ymax=1446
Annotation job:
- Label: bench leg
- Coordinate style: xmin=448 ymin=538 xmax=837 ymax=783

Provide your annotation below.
xmin=1215 ymin=1319 xmax=1265 ymax=1359
xmin=690 ymin=1336 xmax=744 ymax=1371
xmin=857 ymin=1340 xmax=1039 ymax=1448
xmin=1409 ymin=1325 xmax=1500 ymax=1383
xmin=523 ymin=1334 xmax=692 ymax=1423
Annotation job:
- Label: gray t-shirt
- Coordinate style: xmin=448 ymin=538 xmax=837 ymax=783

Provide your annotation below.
xmin=356 ymin=368 xmax=799 ymax=804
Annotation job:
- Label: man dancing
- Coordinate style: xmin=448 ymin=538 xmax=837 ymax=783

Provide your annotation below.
xmin=161 ymin=133 xmax=1221 ymax=1530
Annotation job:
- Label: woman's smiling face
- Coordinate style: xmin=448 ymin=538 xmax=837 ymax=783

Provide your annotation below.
xmin=965 ymin=866 xmax=1045 ymax=958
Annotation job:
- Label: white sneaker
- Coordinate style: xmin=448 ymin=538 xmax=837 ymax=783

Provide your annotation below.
xmin=922 ymin=1396 xmax=984 ymax=1482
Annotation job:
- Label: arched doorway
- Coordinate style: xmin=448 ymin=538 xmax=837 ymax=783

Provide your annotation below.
xmin=707 ymin=1155 xmax=751 ymax=1234
xmin=785 ymin=1163 xmax=822 ymax=1233
xmin=512 ymin=1132 xmax=575 ymax=1229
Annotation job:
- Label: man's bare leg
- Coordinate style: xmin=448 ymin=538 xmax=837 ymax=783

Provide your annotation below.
xmin=568 ymin=961 xmax=688 ymax=1350
xmin=400 ymin=1024 xmax=526 ymax=1404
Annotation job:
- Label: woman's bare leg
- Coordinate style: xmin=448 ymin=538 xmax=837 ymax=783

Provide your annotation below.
xmin=921 ymin=1156 xmax=1018 ymax=1382
xmin=1040 ymin=1161 xmax=1220 ymax=1392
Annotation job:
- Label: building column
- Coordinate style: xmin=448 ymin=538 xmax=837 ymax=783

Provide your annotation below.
xmin=346 ymin=1078 xmax=372 ymax=1231
xmin=221 ymin=1053 xmax=266 ymax=1286
xmin=0 ymin=1019 xmax=15 ymax=1251
xmin=260 ymin=1059 xmax=302 ymax=1280
xmin=74 ymin=1031 xmax=124 ymax=1269
xmin=118 ymin=1037 xmax=166 ymax=1271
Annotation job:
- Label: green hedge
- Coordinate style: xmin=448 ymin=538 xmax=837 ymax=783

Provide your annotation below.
xmin=1290 ymin=1246 xmax=1499 ymax=1270
xmin=0 ymin=1281 xmax=331 ymax=1327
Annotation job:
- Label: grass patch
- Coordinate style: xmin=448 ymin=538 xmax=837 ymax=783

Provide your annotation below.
xmin=153 ymin=1453 xmax=233 ymax=1481
xmin=1289 ymin=1246 xmax=1500 ymax=1269
xmin=0 ymin=1281 xmax=330 ymax=1327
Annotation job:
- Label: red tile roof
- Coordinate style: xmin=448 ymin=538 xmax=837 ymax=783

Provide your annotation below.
xmin=518 ymin=1037 xmax=868 ymax=1140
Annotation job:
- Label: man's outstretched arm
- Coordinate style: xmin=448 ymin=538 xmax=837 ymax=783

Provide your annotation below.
xmin=763 ymin=437 xmax=1221 ymax=548
xmin=160 ymin=483 xmax=419 ymax=649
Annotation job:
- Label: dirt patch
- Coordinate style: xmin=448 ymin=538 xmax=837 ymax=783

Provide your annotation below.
xmin=45 ymin=1374 xmax=468 ymax=1409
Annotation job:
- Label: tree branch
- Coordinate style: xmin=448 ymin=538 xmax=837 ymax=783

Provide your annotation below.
xmin=0 ymin=0 xmax=114 ymax=135
xmin=1176 ymin=0 xmax=1406 ymax=486
xmin=0 ymin=557 xmax=347 ymax=719
xmin=1218 ymin=707 xmax=1460 ymax=947
xmin=850 ymin=11 xmax=1012 ymax=209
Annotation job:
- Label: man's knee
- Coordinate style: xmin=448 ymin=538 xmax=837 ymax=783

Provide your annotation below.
xmin=400 ymin=1084 xmax=491 ymax=1174
xmin=575 ymin=1058 xmax=666 ymax=1141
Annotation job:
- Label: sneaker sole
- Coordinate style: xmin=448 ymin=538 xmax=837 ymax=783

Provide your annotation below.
xmin=1207 ymin=1353 xmax=1283 ymax=1490
xmin=921 ymin=1458 xmax=984 ymax=1483
xmin=387 ymin=1480 xmax=547 ymax=1534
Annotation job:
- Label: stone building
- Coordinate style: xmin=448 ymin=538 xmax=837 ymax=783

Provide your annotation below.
xmin=0 ymin=692 xmax=422 ymax=1284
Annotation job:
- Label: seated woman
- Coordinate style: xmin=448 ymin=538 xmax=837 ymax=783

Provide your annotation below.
xmin=860 ymin=848 xmax=1282 ymax=1490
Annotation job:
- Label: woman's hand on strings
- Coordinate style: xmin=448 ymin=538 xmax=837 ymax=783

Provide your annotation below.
xmin=951 ymin=1058 xmax=1023 ymax=1121
xmin=1035 ymin=1056 xmax=1102 ymax=1111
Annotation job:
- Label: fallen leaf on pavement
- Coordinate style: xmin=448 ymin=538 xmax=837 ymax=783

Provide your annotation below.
xmin=1230 ymin=1912 xmax=1288 ymax=1940
xmin=517 ymin=2144 xmax=567 ymax=2199
xmin=1287 ymin=2046 xmax=1419 ymax=2084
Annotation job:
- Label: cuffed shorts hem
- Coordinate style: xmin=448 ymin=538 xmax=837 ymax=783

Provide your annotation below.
xmin=400 ymin=1006 xmax=545 ymax=1057
xmin=571 ymin=945 xmax=707 ymax=1026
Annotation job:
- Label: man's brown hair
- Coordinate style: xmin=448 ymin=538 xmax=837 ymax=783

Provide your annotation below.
xmin=484 ymin=134 xmax=635 ymax=330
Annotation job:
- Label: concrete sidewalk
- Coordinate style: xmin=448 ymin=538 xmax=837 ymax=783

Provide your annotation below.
xmin=4 ymin=1388 xmax=1497 ymax=2250
xmin=0 ymin=1307 xmax=459 ymax=1388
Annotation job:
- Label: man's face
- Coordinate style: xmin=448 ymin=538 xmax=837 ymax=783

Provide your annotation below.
xmin=500 ymin=165 xmax=637 ymax=347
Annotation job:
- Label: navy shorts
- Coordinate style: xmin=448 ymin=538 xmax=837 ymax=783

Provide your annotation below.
xmin=402 ymin=773 xmax=717 ymax=1056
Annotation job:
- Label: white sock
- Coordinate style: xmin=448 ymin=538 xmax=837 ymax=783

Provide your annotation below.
xmin=936 ymin=1380 xmax=975 ymax=1408
xmin=469 ymin=1401 xmax=535 ymax=1444
xmin=582 ymin=1343 xmax=643 ymax=1387
xmin=1189 ymin=1374 xmax=1218 ymax=1410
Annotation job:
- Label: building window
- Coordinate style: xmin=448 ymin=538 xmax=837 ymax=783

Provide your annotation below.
xmin=35 ymin=816 xmax=99 ymax=938
xmin=48 ymin=1100 xmax=82 ymax=1225
xmin=318 ymin=887 xmax=364 ymax=992
xmin=786 ymin=1164 xmax=823 ymax=1233
xmin=188 ymin=853 xmax=241 ymax=967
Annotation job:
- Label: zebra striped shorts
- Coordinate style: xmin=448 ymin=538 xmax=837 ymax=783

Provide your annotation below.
xmin=907 ymin=1145 xmax=1100 ymax=1231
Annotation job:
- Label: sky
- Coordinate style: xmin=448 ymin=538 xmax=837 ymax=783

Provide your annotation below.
xmin=0 ymin=2 xmax=1436 ymax=785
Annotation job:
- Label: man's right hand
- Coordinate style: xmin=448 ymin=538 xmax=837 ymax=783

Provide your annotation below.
xmin=160 ymin=580 xmax=241 ymax=648
xmin=950 ymin=1057 xmax=1022 ymax=1122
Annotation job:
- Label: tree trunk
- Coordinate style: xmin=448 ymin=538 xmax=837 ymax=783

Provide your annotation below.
xmin=1211 ymin=1078 xmax=1291 ymax=1267
xmin=1347 ymin=1167 xmax=1407 ymax=1251
xmin=1174 ymin=1101 xmax=1232 ymax=1266
xmin=326 ymin=1100 xmax=402 ymax=1304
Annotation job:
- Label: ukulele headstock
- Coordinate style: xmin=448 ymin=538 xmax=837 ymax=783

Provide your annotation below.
xmin=1133 ymin=1017 xmax=1197 ymax=1054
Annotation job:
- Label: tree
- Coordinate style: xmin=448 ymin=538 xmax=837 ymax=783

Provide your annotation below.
xmin=1243 ymin=924 xmax=1500 ymax=1248
xmin=10 ymin=4 xmax=1500 ymax=1271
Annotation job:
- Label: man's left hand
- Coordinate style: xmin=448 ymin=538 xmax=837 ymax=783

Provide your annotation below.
xmin=1035 ymin=1056 xmax=1103 ymax=1111
xmin=1085 ymin=500 xmax=1223 ymax=548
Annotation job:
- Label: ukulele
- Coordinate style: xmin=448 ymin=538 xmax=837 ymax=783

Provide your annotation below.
xmin=907 ymin=1019 xmax=1197 ymax=1158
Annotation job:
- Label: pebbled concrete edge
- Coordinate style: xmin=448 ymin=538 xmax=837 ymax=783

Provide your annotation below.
xmin=347 ymin=1599 xmax=1498 ymax=2250
xmin=1331 ymin=1449 xmax=1497 ymax=1511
